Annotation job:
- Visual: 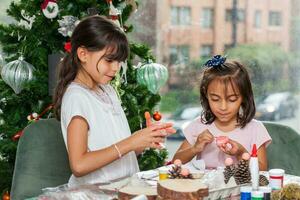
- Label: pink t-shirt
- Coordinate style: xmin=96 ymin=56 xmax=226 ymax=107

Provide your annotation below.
xmin=183 ymin=117 xmax=272 ymax=169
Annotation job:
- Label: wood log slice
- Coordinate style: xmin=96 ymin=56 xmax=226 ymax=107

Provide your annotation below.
xmin=118 ymin=185 xmax=157 ymax=200
xmin=157 ymin=179 xmax=208 ymax=200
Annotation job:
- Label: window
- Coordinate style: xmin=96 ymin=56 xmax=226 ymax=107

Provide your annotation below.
xmin=201 ymin=8 xmax=214 ymax=28
xmin=169 ymin=45 xmax=190 ymax=64
xmin=269 ymin=11 xmax=282 ymax=26
xmin=225 ymin=9 xmax=245 ymax=22
xmin=254 ymin=10 xmax=262 ymax=28
xmin=171 ymin=6 xmax=191 ymax=25
xmin=200 ymin=45 xmax=213 ymax=57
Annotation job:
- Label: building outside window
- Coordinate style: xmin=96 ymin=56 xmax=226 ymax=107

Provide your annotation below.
xmin=200 ymin=45 xmax=213 ymax=57
xmin=254 ymin=10 xmax=262 ymax=28
xmin=169 ymin=45 xmax=190 ymax=65
xmin=201 ymin=8 xmax=214 ymax=28
xmin=171 ymin=6 xmax=191 ymax=25
xmin=269 ymin=11 xmax=282 ymax=26
xmin=225 ymin=9 xmax=245 ymax=22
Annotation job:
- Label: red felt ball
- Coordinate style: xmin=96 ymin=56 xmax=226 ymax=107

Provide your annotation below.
xmin=153 ymin=111 xmax=162 ymax=121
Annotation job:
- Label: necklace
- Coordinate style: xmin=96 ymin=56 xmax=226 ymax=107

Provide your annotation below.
xmin=72 ymin=80 xmax=121 ymax=115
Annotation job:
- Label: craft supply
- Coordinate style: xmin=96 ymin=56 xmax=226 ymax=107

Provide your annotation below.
xmin=159 ymin=168 xmax=169 ymax=180
xmin=269 ymin=169 xmax=285 ymax=190
xmin=259 ymin=186 xmax=271 ymax=200
xmin=250 ymin=144 xmax=259 ymax=190
xmin=251 ymin=190 xmax=264 ymax=199
xmin=240 ymin=186 xmax=252 ymax=200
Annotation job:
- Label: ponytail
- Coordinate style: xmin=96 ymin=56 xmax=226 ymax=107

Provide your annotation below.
xmin=53 ymin=53 xmax=79 ymax=120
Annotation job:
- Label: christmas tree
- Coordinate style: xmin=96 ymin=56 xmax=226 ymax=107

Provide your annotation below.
xmin=0 ymin=0 xmax=168 ymax=193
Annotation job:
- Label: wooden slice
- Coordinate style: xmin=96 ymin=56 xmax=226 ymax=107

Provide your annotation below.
xmin=118 ymin=185 xmax=157 ymax=200
xmin=157 ymin=179 xmax=208 ymax=200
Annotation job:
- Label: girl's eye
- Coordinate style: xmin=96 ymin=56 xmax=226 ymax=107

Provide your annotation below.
xmin=211 ymin=98 xmax=219 ymax=102
xmin=228 ymin=97 xmax=238 ymax=102
xmin=105 ymin=58 xmax=114 ymax=63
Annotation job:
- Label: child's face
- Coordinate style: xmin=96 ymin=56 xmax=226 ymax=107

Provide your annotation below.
xmin=83 ymin=48 xmax=121 ymax=85
xmin=207 ymin=78 xmax=242 ymax=125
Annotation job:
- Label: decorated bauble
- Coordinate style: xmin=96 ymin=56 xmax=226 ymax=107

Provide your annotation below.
xmin=136 ymin=61 xmax=168 ymax=94
xmin=1 ymin=57 xmax=35 ymax=94
xmin=41 ymin=0 xmax=59 ymax=19
xmin=2 ymin=191 xmax=10 ymax=200
xmin=153 ymin=111 xmax=162 ymax=121
xmin=58 ymin=16 xmax=80 ymax=37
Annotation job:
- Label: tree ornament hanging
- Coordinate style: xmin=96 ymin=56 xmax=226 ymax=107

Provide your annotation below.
xmin=18 ymin=10 xmax=36 ymax=30
xmin=136 ymin=61 xmax=169 ymax=94
xmin=107 ymin=0 xmax=122 ymax=27
xmin=2 ymin=191 xmax=10 ymax=200
xmin=58 ymin=16 xmax=80 ymax=37
xmin=153 ymin=111 xmax=162 ymax=121
xmin=41 ymin=0 xmax=59 ymax=19
xmin=1 ymin=56 xmax=35 ymax=94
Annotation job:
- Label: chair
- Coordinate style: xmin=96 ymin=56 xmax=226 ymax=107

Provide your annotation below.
xmin=10 ymin=118 xmax=72 ymax=200
xmin=263 ymin=121 xmax=300 ymax=176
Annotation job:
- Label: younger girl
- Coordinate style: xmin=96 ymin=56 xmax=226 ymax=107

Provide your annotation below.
xmin=53 ymin=16 xmax=174 ymax=187
xmin=172 ymin=55 xmax=271 ymax=170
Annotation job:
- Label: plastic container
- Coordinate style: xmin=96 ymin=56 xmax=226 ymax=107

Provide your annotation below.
xmin=159 ymin=168 xmax=169 ymax=180
xmin=251 ymin=190 xmax=264 ymax=200
xmin=269 ymin=169 xmax=285 ymax=190
xmin=240 ymin=186 xmax=252 ymax=200
xmin=259 ymin=186 xmax=271 ymax=200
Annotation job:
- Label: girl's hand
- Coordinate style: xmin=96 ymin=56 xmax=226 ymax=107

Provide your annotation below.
xmin=130 ymin=122 xmax=174 ymax=151
xmin=218 ymin=139 xmax=247 ymax=158
xmin=145 ymin=111 xmax=176 ymax=135
xmin=193 ymin=129 xmax=214 ymax=153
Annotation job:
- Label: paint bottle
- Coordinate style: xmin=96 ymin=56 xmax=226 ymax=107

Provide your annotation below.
xmin=259 ymin=186 xmax=272 ymax=200
xmin=240 ymin=186 xmax=252 ymax=200
xmin=269 ymin=169 xmax=285 ymax=190
xmin=249 ymin=144 xmax=259 ymax=190
xmin=159 ymin=167 xmax=169 ymax=180
xmin=251 ymin=191 xmax=264 ymax=200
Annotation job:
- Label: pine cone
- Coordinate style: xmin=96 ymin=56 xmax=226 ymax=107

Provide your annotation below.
xmin=169 ymin=165 xmax=182 ymax=179
xmin=168 ymin=165 xmax=193 ymax=179
xmin=259 ymin=174 xmax=269 ymax=186
xmin=234 ymin=159 xmax=251 ymax=185
xmin=223 ymin=165 xmax=235 ymax=184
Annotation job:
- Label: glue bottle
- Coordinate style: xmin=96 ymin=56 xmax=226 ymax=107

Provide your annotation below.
xmin=249 ymin=144 xmax=259 ymax=190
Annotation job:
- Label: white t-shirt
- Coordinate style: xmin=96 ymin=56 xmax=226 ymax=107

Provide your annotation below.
xmin=61 ymin=82 xmax=139 ymax=187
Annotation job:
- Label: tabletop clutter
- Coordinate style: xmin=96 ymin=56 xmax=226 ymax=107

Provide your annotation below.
xmin=37 ymin=142 xmax=300 ymax=200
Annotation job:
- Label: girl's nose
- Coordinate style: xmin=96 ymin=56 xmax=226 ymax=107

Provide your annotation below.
xmin=220 ymin=99 xmax=227 ymax=110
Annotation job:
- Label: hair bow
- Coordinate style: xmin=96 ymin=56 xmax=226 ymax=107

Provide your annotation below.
xmin=204 ymin=55 xmax=226 ymax=67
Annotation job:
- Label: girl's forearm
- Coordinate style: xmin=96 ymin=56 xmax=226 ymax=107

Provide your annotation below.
xmin=70 ymin=137 xmax=135 ymax=177
xmin=172 ymin=146 xmax=200 ymax=164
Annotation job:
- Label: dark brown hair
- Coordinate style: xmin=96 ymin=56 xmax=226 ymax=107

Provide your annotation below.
xmin=53 ymin=16 xmax=129 ymax=120
xmin=200 ymin=61 xmax=255 ymax=128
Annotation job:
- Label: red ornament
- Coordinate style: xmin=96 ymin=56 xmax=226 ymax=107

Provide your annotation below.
xmin=64 ymin=42 xmax=71 ymax=53
xmin=2 ymin=191 xmax=10 ymax=200
xmin=153 ymin=111 xmax=162 ymax=121
xmin=12 ymin=130 xmax=24 ymax=141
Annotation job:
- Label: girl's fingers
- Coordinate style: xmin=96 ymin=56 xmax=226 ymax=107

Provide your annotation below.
xmin=153 ymin=137 xmax=165 ymax=144
xmin=166 ymin=127 xmax=176 ymax=134
xmin=144 ymin=111 xmax=152 ymax=127
xmin=150 ymin=142 xmax=162 ymax=149
xmin=150 ymin=122 xmax=173 ymax=131
xmin=151 ymin=130 xmax=168 ymax=137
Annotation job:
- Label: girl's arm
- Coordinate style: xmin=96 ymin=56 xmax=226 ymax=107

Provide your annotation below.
xmin=172 ymin=130 xmax=214 ymax=164
xmin=172 ymin=139 xmax=200 ymax=164
xmin=67 ymin=116 xmax=169 ymax=177
xmin=257 ymin=143 xmax=268 ymax=171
